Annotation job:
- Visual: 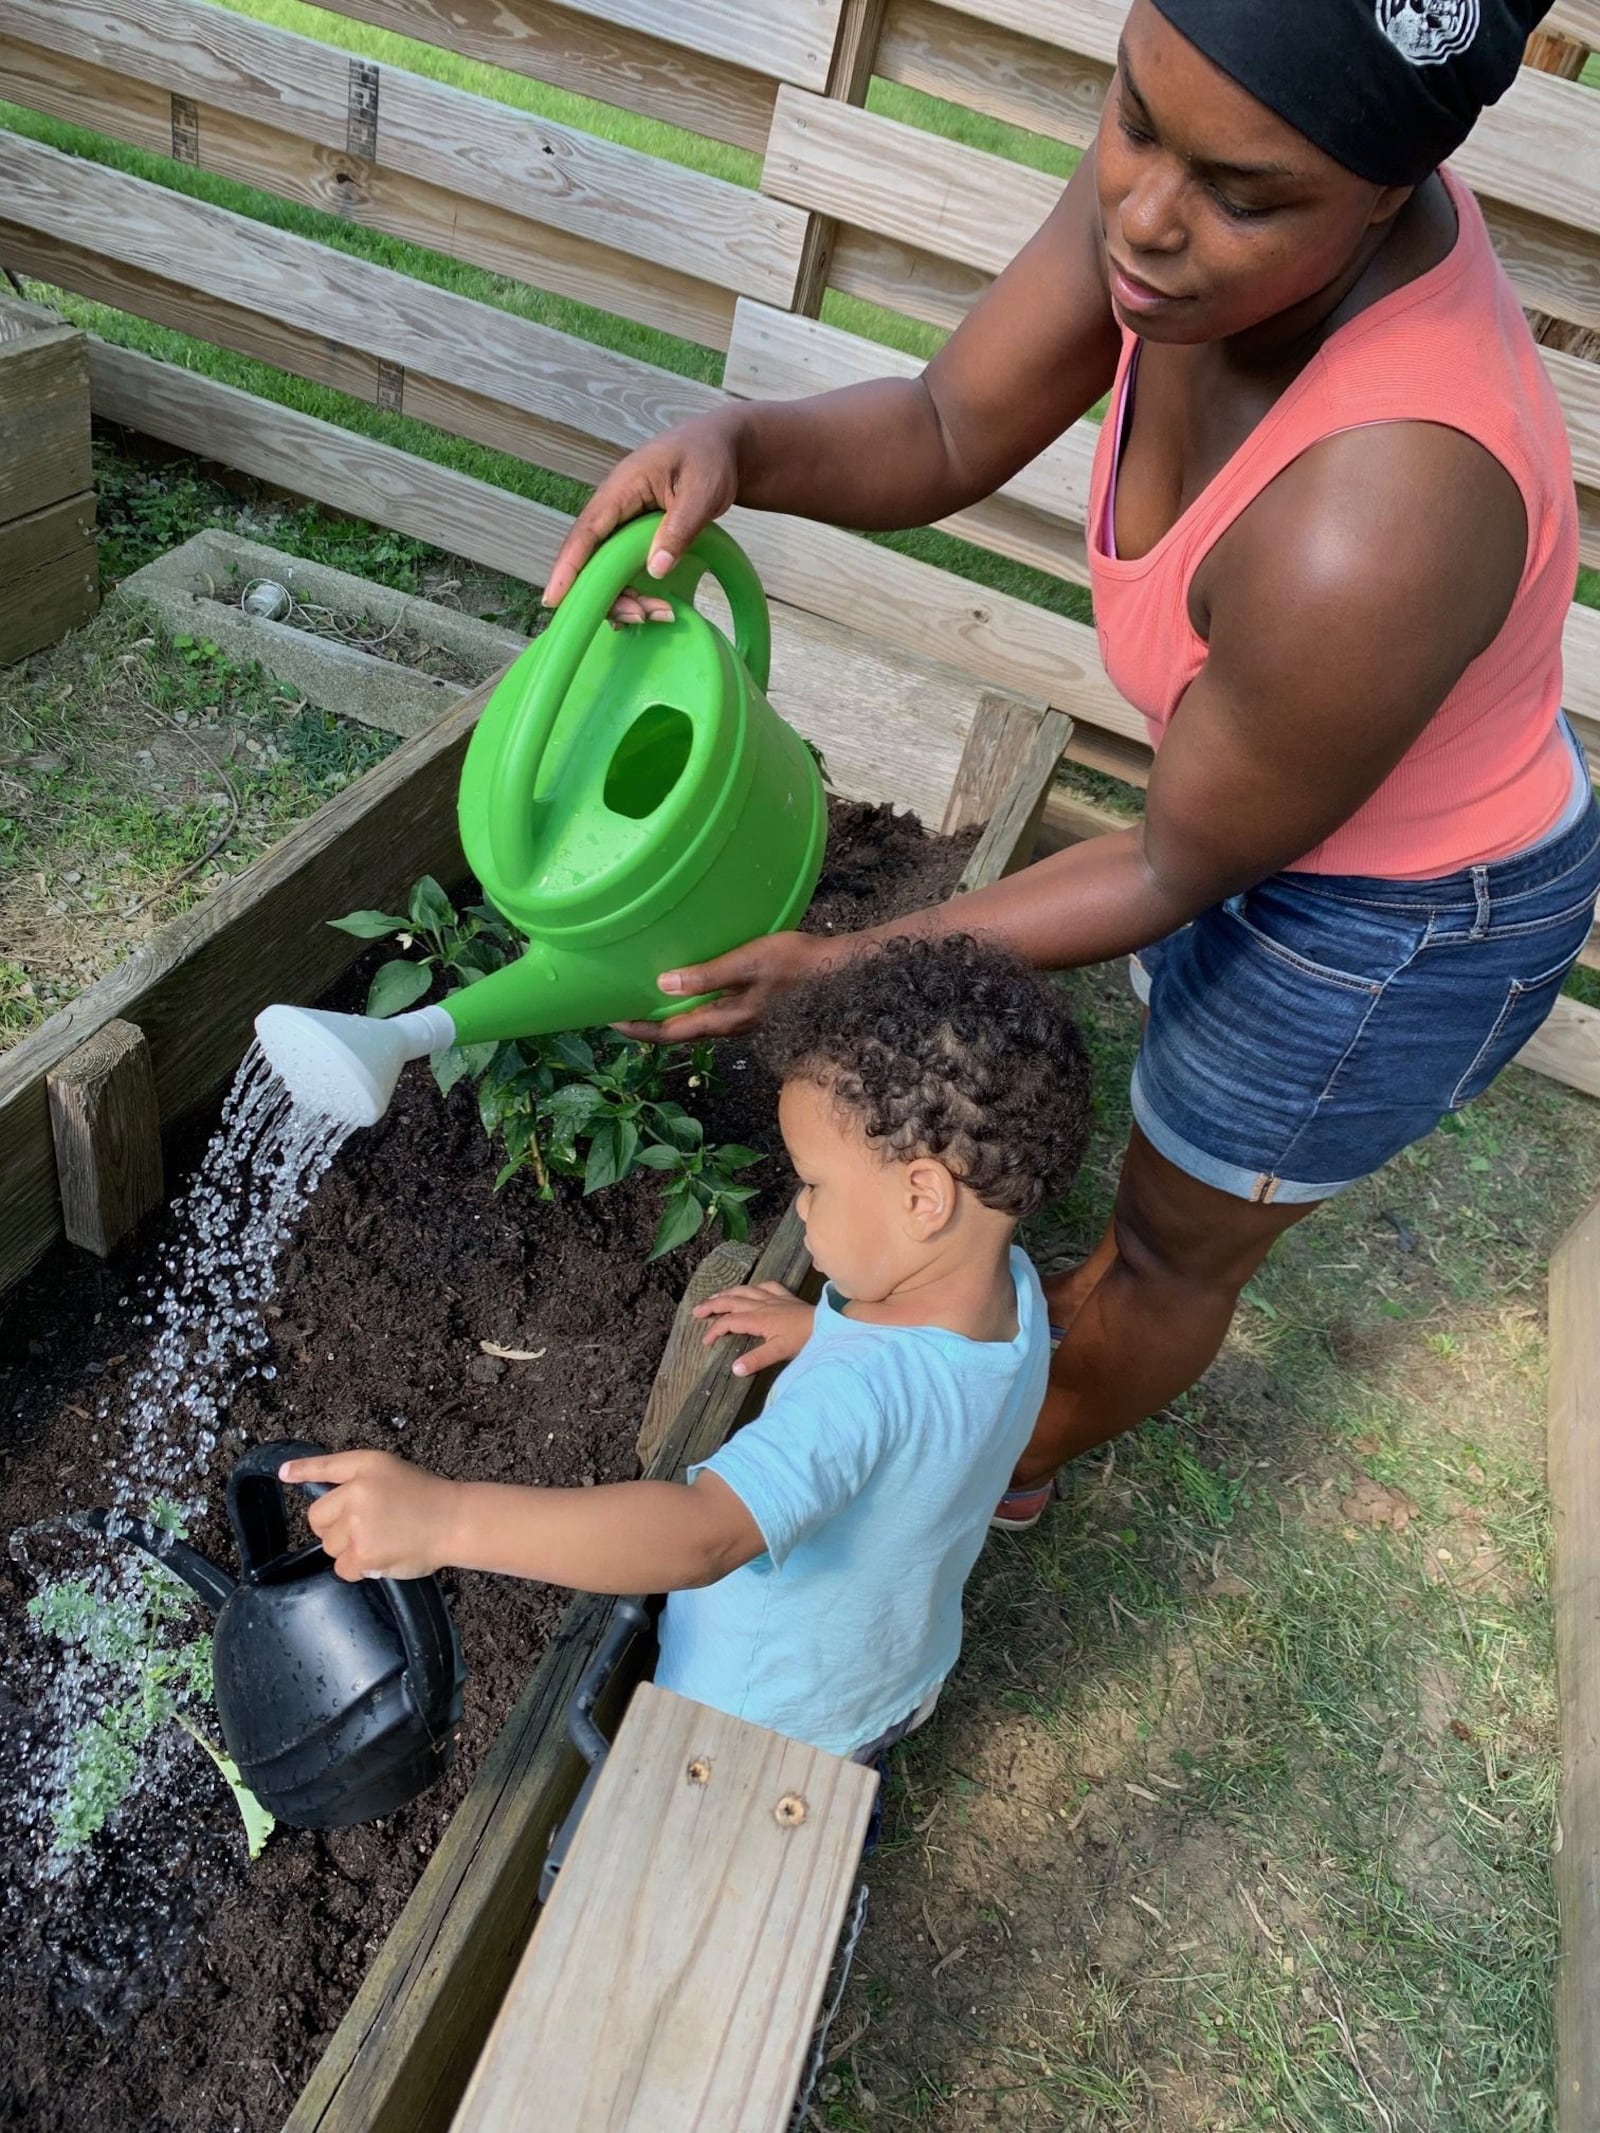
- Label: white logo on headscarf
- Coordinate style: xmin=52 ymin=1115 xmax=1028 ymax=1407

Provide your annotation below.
xmin=1374 ymin=0 xmax=1481 ymax=64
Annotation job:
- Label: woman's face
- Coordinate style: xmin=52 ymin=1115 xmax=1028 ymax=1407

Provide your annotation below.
xmin=1095 ymin=0 xmax=1412 ymax=345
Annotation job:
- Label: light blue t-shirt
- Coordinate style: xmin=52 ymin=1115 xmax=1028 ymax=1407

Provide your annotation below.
xmin=654 ymin=1247 xmax=1049 ymax=1757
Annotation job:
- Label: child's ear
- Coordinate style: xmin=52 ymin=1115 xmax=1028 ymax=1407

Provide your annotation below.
xmin=902 ymin=1156 xmax=958 ymax=1239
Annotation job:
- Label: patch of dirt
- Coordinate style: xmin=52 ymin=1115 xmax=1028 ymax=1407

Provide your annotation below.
xmin=0 ymin=799 xmax=972 ymax=2133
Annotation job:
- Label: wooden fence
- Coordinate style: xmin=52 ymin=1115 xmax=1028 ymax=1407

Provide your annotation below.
xmin=1 ymin=0 xmax=1598 ymax=1138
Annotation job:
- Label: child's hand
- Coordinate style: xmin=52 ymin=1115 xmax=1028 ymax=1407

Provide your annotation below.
xmin=279 ymin=1449 xmax=462 ymax=1582
xmin=692 ymin=1282 xmax=814 ymax=1376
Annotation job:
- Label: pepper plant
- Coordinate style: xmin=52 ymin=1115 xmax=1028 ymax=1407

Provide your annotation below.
xmin=331 ymin=878 xmax=763 ymax=1258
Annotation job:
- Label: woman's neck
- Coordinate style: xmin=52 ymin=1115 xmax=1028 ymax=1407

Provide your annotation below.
xmin=1222 ymin=174 xmax=1456 ymax=379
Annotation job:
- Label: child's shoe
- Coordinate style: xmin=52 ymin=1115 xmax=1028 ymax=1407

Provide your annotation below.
xmin=989 ymin=1478 xmax=1055 ymax=1530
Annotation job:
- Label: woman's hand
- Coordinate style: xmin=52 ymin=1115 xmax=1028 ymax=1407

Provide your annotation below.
xmin=612 ymin=929 xmax=833 ymax=1043
xmin=279 ymin=1449 xmax=462 ymax=1582
xmin=543 ymin=410 xmax=745 ymax=623
xmin=693 ymin=1282 xmax=815 ymax=1375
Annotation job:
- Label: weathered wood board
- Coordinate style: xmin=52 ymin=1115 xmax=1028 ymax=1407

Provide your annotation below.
xmin=0 ymin=292 xmax=96 ymax=660
xmin=46 ymin=1018 xmax=164 ymax=1257
xmin=1550 ymin=1194 xmax=1600 ymax=2133
xmin=448 ymin=1685 xmax=877 ymax=2133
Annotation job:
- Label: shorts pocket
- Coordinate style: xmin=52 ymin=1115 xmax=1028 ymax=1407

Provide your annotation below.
xmin=1450 ymin=951 xmax=1580 ymax=1109
xmin=1222 ymin=889 xmax=1389 ymax=995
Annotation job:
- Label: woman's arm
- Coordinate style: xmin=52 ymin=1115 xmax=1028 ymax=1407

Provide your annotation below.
xmin=620 ymin=419 xmax=1527 ymax=1034
xmin=544 ymin=154 xmax=1120 ymax=604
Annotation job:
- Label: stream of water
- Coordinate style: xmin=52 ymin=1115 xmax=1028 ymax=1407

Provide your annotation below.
xmin=7 ymin=1043 xmax=353 ymax=1894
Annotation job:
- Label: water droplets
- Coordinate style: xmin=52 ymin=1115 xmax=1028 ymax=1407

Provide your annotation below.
xmin=9 ymin=1042 xmax=355 ymax=1902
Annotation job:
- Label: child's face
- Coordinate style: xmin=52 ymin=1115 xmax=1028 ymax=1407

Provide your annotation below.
xmin=778 ymin=1077 xmax=953 ymax=1300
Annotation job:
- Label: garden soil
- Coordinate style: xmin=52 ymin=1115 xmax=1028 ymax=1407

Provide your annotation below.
xmin=0 ymin=800 xmax=973 ymax=2133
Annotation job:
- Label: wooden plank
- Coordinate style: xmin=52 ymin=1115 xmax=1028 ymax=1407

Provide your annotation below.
xmin=293 ymin=0 xmax=776 ymax=153
xmin=0 ymin=677 xmax=489 ymax=1296
xmin=553 ymin=0 xmax=841 ymax=91
xmin=449 ymin=1684 xmax=876 ymax=2133
xmin=0 ymin=490 xmax=97 ymax=665
xmin=1547 ymin=0 xmax=1600 ymax=42
xmin=727 ymin=297 xmax=1093 ymax=563
xmin=1526 ymin=27 xmax=1592 ymax=79
xmin=1480 ymin=198 xmax=1600 ymax=337
xmin=0 ymin=295 xmax=91 ymax=524
xmin=829 ymin=225 xmax=987 ymax=334
xmin=45 ymin=1018 xmax=163 ymax=1257
xmin=942 ymin=689 xmax=1049 ymax=834
xmin=636 ymin=1238 xmax=758 ymax=1467
xmin=6 ymin=222 xmax=629 ymax=495
xmin=82 ymin=320 xmax=1600 ymax=835
xmin=0 ymin=47 xmax=739 ymax=352
xmin=1 ymin=0 xmax=809 ymax=315
xmin=1453 ymin=65 xmax=1600 ymax=238
xmin=1550 ymin=1192 xmax=1600 ymax=2133
xmin=764 ymin=85 xmax=1058 ymax=280
xmin=929 ymin=0 xmax=1124 ymax=67
xmin=289 ymin=1205 xmax=815 ymax=2133
xmin=956 ymin=709 xmax=1073 ymax=888
xmin=913 ymin=0 xmax=1600 ymax=235
xmin=1553 ymin=344 xmax=1600 ymax=497
xmin=878 ymin=0 xmax=1108 ymax=149
xmin=1518 ymin=992 xmax=1600 ymax=1099
xmin=0 ymin=130 xmax=724 ymax=449
xmin=790 ymin=0 xmax=890 ymax=317
xmin=87 ymin=340 xmax=571 ymax=588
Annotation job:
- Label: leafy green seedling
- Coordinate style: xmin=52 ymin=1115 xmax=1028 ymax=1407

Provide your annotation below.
xmin=331 ymin=879 xmax=764 ymax=1255
xmin=29 ymin=1542 xmax=273 ymax=1859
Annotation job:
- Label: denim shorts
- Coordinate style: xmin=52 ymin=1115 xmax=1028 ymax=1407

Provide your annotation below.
xmin=1129 ymin=794 xmax=1600 ymax=1205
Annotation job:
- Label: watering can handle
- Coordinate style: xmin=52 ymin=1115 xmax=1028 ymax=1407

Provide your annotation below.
xmin=488 ymin=513 xmax=771 ymax=892
xmin=228 ymin=1439 xmax=461 ymax=1733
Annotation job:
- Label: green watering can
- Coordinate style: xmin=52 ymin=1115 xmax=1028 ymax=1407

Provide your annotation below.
xmin=256 ymin=515 xmax=826 ymax=1125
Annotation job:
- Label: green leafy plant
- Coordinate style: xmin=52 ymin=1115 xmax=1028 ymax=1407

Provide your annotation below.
xmin=28 ymin=1528 xmax=275 ymax=1860
xmin=332 ymin=878 xmax=764 ymax=1258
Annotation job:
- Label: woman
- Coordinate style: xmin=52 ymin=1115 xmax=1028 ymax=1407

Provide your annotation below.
xmin=543 ymin=0 xmax=1600 ymax=1525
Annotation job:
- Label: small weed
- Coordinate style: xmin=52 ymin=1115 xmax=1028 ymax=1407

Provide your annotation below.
xmin=332 ymin=878 xmax=765 ymax=1257
xmin=28 ymin=1537 xmax=273 ymax=1858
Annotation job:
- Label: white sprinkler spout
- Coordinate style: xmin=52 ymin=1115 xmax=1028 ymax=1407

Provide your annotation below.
xmin=254 ymin=1002 xmax=457 ymax=1126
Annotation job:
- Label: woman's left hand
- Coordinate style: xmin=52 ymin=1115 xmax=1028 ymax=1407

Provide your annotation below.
xmin=279 ymin=1449 xmax=461 ymax=1582
xmin=612 ymin=930 xmax=835 ymax=1043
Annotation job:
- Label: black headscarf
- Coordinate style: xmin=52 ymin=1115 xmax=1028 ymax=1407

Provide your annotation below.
xmin=1147 ymin=0 xmax=1558 ymax=186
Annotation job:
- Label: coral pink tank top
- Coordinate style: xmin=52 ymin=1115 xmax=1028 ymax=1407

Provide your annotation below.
xmin=1087 ymin=169 xmax=1578 ymax=879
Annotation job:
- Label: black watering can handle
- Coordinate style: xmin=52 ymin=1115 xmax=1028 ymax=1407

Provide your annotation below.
xmin=228 ymin=1439 xmax=461 ymax=1732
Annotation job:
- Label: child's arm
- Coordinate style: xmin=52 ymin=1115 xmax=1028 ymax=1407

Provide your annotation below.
xmin=278 ymin=1450 xmax=764 ymax=1591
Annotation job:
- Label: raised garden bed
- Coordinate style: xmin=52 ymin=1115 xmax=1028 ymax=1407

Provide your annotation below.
xmin=0 ymin=798 xmax=982 ymax=2133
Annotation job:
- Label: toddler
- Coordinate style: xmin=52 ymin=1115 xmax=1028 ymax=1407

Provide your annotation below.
xmin=283 ymin=934 xmax=1090 ymax=1761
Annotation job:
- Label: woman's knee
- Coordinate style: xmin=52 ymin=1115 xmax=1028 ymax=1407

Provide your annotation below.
xmin=1108 ymin=1129 xmax=1315 ymax=1298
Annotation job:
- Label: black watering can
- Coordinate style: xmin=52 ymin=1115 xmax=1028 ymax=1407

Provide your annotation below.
xmin=83 ymin=1439 xmax=467 ymax=1828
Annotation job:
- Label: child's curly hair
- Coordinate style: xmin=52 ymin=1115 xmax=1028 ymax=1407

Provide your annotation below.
xmin=757 ymin=934 xmax=1092 ymax=1219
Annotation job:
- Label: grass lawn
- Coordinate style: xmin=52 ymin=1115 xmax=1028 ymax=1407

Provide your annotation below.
xmin=3 ymin=13 xmax=1599 ymax=2126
